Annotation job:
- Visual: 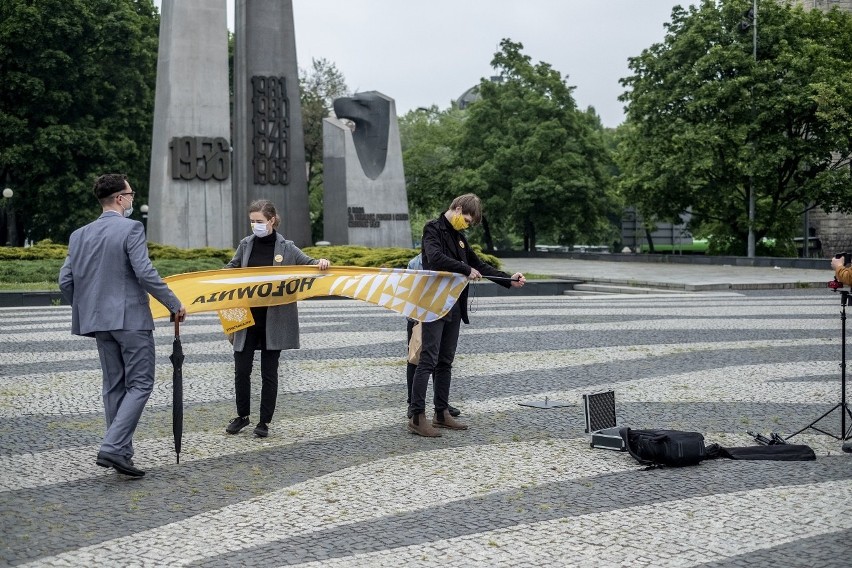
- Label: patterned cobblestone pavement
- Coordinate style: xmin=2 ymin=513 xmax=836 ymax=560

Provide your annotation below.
xmin=1 ymin=289 xmax=850 ymax=567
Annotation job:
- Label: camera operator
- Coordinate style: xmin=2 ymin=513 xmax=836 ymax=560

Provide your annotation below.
xmin=829 ymin=253 xmax=852 ymax=453
xmin=831 ymin=253 xmax=852 ymax=286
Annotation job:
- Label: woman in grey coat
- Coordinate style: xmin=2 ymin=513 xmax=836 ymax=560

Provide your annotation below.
xmin=224 ymin=200 xmax=330 ymax=437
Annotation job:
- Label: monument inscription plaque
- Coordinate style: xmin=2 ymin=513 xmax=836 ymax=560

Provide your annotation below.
xmin=169 ymin=136 xmax=230 ymax=181
xmin=251 ymin=75 xmax=290 ymax=185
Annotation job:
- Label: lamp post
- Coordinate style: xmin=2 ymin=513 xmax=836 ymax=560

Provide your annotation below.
xmin=740 ymin=0 xmax=758 ymax=258
xmin=140 ymin=203 xmax=149 ymax=233
xmin=803 ymin=205 xmax=810 ymax=258
xmin=2 ymin=187 xmax=14 ymax=246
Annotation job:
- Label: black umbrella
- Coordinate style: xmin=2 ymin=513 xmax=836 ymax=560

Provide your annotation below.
xmin=169 ymin=316 xmax=184 ymax=464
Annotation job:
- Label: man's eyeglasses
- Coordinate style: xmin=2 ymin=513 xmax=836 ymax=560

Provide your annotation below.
xmin=118 ymin=192 xmax=136 ymax=198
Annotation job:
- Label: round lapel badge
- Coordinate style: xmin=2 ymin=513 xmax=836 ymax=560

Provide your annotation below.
xmin=274 ymin=254 xmax=283 ymax=263
xmin=459 ymin=240 xmax=465 ymax=249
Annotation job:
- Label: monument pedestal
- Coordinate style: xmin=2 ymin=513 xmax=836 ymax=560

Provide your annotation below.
xmin=232 ymin=0 xmax=310 ymax=247
xmin=148 ymin=0 xmax=233 ymax=248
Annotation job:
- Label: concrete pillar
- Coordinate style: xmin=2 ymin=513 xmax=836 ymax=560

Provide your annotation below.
xmin=323 ymin=91 xmax=412 ymax=248
xmin=147 ymin=0 xmax=233 ymax=248
xmin=232 ymin=0 xmax=311 ymax=247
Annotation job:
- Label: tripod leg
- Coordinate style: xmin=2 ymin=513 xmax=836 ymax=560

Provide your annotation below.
xmin=844 ymin=404 xmax=852 ymax=440
xmin=789 ymin=291 xmax=851 ymax=441
xmin=784 ymin=403 xmax=849 ymax=440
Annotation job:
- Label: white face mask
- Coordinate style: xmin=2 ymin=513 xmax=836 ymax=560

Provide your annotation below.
xmin=118 ymin=193 xmax=133 ymax=217
xmin=251 ymin=222 xmax=269 ymax=238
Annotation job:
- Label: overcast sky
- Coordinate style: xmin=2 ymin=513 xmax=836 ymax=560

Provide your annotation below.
xmin=155 ymin=1 xmax=690 ymax=128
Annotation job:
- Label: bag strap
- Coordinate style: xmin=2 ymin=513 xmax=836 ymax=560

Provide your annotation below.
xmin=619 ymin=427 xmax=661 ymax=469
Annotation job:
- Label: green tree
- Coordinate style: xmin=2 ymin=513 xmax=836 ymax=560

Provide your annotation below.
xmin=399 ymin=105 xmax=466 ymax=240
xmin=618 ymin=0 xmax=852 ymax=255
xmin=299 ymin=58 xmax=348 ymax=243
xmin=601 ymin=124 xmax=629 ymax=251
xmin=0 ymin=0 xmax=160 ymax=244
xmin=456 ymin=39 xmax=618 ymax=251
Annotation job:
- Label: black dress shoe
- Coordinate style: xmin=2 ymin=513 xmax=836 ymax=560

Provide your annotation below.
xmin=96 ymin=451 xmax=145 ymax=477
xmin=448 ymin=405 xmax=461 ymax=417
xmin=226 ymin=416 xmax=250 ymax=434
xmin=98 ymin=457 xmax=134 ymax=466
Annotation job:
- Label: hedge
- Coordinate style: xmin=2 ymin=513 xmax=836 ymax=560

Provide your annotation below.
xmin=0 ymin=241 xmax=503 ymax=286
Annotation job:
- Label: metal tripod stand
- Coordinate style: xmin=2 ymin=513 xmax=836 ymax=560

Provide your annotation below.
xmin=786 ymin=289 xmax=852 ymax=441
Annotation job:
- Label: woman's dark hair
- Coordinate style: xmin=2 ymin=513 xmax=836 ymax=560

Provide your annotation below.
xmin=249 ymin=199 xmax=280 ymax=228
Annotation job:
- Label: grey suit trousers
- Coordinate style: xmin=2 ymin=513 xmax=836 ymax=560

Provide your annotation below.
xmin=94 ymin=330 xmax=155 ymax=458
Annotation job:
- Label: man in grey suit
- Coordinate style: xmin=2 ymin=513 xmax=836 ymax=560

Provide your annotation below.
xmin=59 ymin=174 xmax=187 ymax=478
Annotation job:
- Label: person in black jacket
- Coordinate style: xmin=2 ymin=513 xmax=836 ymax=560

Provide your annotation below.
xmin=405 ymin=252 xmax=460 ymax=419
xmin=408 ymin=194 xmax=525 ymax=437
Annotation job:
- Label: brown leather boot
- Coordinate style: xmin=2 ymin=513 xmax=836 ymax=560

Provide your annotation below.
xmin=408 ymin=412 xmax=442 ymax=437
xmin=432 ymin=409 xmax=468 ymax=430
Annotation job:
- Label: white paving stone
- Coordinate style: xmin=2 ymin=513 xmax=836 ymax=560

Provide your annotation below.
xmin=2 ymin=292 xmax=849 ymax=568
xmin=276 ymin=481 xmax=852 ymax=568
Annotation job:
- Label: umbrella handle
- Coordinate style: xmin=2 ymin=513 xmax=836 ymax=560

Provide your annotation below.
xmin=173 ymin=317 xmax=180 ymax=338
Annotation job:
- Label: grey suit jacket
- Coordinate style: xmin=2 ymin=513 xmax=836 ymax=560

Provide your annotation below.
xmin=59 ymin=211 xmax=181 ymax=337
xmin=225 ymin=232 xmax=318 ymax=352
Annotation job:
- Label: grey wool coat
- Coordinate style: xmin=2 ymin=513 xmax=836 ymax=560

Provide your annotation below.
xmin=225 ymin=232 xmax=319 ymax=352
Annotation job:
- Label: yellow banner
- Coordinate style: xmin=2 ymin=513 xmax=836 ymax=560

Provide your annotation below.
xmin=150 ymin=265 xmax=469 ymax=322
xmin=217 ymin=306 xmax=254 ymax=334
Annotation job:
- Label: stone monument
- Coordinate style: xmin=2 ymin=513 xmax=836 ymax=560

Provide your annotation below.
xmin=232 ymin=0 xmax=311 ymax=247
xmin=323 ymin=91 xmax=412 ymax=248
xmin=147 ymin=0 xmax=233 ymax=248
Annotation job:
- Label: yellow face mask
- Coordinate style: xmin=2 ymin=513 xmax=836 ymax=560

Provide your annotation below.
xmin=450 ymin=213 xmax=469 ymax=231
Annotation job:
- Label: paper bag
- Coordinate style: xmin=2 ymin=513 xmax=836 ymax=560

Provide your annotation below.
xmin=407 ymin=321 xmax=422 ymax=364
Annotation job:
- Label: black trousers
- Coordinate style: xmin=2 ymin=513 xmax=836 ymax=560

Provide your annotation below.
xmin=234 ymin=329 xmax=281 ymax=423
xmin=406 ymin=319 xmax=417 ymax=405
xmin=409 ymin=303 xmax=462 ymax=416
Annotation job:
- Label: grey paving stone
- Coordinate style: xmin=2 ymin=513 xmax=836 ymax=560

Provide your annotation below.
xmin=0 ymin=290 xmax=850 ymax=567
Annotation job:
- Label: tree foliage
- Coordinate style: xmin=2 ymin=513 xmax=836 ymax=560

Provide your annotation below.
xmin=299 ymin=58 xmax=349 ymax=243
xmin=0 ymin=0 xmax=160 ymax=244
xmin=399 ymin=105 xmax=466 ymax=237
xmin=618 ymin=0 xmax=852 ymax=255
xmin=455 ymin=39 xmax=618 ymax=251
